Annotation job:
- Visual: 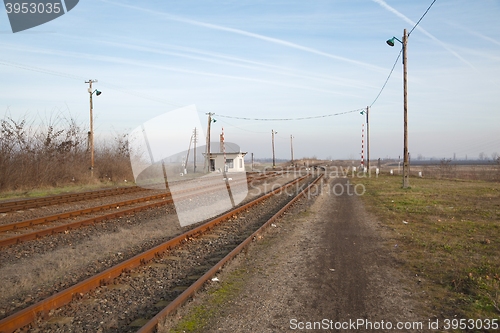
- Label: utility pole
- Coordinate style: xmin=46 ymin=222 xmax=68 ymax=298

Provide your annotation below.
xmin=290 ymin=135 xmax=294 ymax=166
xmin=386 ymin=29 xmax=410 ymax=187
xmin=193 ymin=128 xmax=197 ymax=173
xmin=185 ymin=133 xmax=193 ymax=175
xmin=272 ymin=129 xmax=277 ymax=169
xmin=205 ymin=113 xmax=215 ymax=173
xmin=85 ymin=79 xmax=98 ymax=177
xmin=402 ymin=29 xmax=410 ymax=188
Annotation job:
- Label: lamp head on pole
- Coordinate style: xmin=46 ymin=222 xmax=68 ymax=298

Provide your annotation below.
xmin=386 ymin=36 xmax=402 ymax=47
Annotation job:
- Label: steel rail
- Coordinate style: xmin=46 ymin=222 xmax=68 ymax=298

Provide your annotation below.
xmin=137 ymin=173 xmax=324 ymax=333
xmin=0 ymin=186 xmax=143 ymax=213
xmin=0 ymin=175 xmax=308 ymax=333
xmin=0 ymin=171 xmax=274 ymax=214
xmin=0 ymin=173 xmax=278 ymax=248
xmin=0 ymin=193 xmax=168 ymax=233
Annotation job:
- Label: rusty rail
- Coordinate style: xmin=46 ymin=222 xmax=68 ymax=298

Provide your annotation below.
xmin=137 ymin=174 xmax=324 ymax=333
xmin=0 ymin=193 xmax=169 ymax=233
xmin=0 ymin=175 xmax=308 ymax=333
xmin=0 ymin=171 xmax=273 ymax=214
xmin=0 ymin=173 xmax=278 ymax=248
xmin=0 ymin=186 xmax=143 ymax=213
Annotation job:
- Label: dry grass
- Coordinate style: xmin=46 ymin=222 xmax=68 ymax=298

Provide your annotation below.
xmin=355 ymin=174 xmax=500 ymax=318
xmin=0 ymin=114 xmax=133 ymax=193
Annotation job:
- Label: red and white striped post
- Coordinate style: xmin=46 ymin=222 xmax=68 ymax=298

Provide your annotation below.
xmin=361 ymin=123 xmax=365 ymax=171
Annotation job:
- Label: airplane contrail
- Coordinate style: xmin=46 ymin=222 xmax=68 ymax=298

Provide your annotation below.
xmin=100 ymin=0 xmax=385 ymax=72
xmin=371 ymin=0 xmax=475 ymax=68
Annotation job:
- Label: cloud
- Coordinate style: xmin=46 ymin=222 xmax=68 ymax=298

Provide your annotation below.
xmin=371 ymin=0 xmax=475 ymax=68
xmin=1 ymin=43 xmax=361 ymax=97
xmin=100 ymin=0 xmax=384 ymax=72
xmin=87 ymin=36 xmax=377 ymax=90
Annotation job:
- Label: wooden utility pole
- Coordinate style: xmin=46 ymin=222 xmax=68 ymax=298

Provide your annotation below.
xmin=193 ymin=128 xmax=197 ymax=173
xmin=85 ymin=79 xmax=98 ymax=177
xmin=272 ymin=130 xmax=277 ymax=169
xmin=185 ymin=133 xmax=193 ymax=174
xmin=205 ymin=113 xmax=214 ymax=173
xmin=402 ymin=29 xmax=410 ymax=188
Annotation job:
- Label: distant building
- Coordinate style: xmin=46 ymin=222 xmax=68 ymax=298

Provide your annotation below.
xmin=205 ymin=152 xmax=247 ymax=172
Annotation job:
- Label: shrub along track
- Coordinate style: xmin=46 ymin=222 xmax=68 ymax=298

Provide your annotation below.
xmin=0 ymin=172 xmax=278 ymax=248
xmin=0 ymin=173 xmax=322 ymax=332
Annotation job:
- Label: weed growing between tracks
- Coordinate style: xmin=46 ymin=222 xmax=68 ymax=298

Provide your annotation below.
xmin=354 ymin=175 xmax=500 ymax=318
xmin=165 ymin=268 xmax=248 ymax=333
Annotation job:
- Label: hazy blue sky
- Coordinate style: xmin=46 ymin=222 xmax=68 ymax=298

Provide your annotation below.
xmin=1 ymin=0 xmax=499 ymax=160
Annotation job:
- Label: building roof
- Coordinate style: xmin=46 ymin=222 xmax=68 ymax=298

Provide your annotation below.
xmin=204 ymin=152 xmax=248 ymax=157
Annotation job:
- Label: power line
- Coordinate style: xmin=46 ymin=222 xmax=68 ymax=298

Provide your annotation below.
xmin=0 ymin=59 xmax=183 ymax=107
xmin=0 ymin=60 xmax=85 ymax=81
xmin=370 ymin=0 xmax=437 ymax=108
xmin=214 ymin=108 xmax=364 ymax=121
xmin=370 ymin=49 xmax=402 ymax=107
xmin=409 ymin=0 xmax=438 ymax=37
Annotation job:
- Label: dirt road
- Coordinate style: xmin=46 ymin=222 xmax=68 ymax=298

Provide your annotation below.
xmin=169 ymin=177 xmax=427 ymax=332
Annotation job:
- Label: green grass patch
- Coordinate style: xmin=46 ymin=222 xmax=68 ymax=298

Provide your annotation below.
xmin=354 ymin=175 xmax=500 ymax=318
xmin=0 ymin=181 xmax=134 ymax=201
xmin=169 ymin=269 xmax=248 ymax=333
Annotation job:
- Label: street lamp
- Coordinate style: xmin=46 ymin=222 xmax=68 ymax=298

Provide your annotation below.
xmin=85 ymin=79 xmax=101 ymax=177
xmin=387 ymin=29 xmax=410 ymax=188
xmin=272 ymin=130 xmax=277 ymax=169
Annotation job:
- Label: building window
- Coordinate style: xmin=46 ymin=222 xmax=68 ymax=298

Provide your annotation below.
xmin=239 ymin=158 xmax=242 ymax=169
xmin=226 ymin=159 xmax=234 ymax=168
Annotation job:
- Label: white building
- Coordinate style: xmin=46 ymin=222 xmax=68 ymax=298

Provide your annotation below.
xmin=206 ymin=152 xmax=247 ymax=172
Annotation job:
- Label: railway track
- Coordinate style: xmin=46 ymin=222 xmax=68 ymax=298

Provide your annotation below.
xmin=0 ymin=173 xmax=323 ymax=332
xmin=0 ymin=186 xmax=144 ymax=214
xmin=0 ymin=172 xmax=276 ymax=215
xmin=0 ymin=172 xmax=278 ymax=248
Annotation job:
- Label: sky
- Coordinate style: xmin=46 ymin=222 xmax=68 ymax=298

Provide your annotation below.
xmin=1 ymin=0 xmax=499 ymax=161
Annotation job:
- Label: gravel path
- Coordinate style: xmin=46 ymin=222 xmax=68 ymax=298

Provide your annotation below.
xmin=164 ymin=177 xmax=426 ymax=332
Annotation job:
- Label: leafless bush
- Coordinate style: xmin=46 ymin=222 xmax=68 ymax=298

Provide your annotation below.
xmin=439 ymin=158 xmax=455 ymax=178
xmin=94 ymin=132 xmax=133 ymax=182
xmin=0 ymin=113 xmax=133 ymax=192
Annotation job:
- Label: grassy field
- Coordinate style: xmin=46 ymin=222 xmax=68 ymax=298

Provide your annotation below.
xmin=0 ymin=181 xmax=134 ymax=201
xmin=355 ymin=174 xmax=500 ymax=319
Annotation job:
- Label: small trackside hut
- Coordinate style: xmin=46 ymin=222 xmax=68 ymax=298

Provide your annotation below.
xmin=206 ymin=151 xmax=247 ymax=172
